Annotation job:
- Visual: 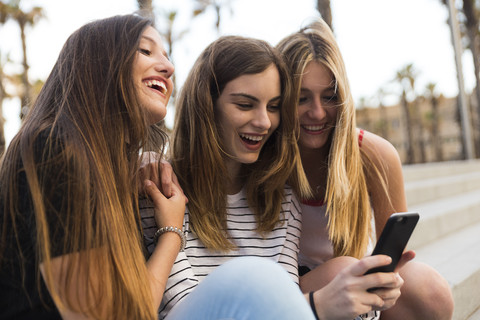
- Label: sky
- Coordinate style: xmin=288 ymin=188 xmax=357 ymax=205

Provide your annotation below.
xmin=0 ymin=0 xmax=475 ymax=146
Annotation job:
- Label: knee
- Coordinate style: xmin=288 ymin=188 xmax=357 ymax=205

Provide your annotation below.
xmin=399 ymin=262 xmax=454 ymax=319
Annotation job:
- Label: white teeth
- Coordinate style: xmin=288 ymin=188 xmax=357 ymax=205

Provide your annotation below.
xmin=303 ymin=124 xmax=325 ymax=131
xmin=144 ymin=80 xmax=167 ymax=94
xmin=158 ymin=81 xmax=167 ymax=93
xmin=240 ymin=134 xmax=263 ymax=142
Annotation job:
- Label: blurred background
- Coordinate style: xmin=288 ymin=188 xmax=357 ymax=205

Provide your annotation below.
xmin=2 ymin=2 xmax=480 ymax=318
xmin=0 ymin=0 xmax=479 ymax=164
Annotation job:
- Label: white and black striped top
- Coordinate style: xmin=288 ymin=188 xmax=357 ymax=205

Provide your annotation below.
xmin=140 ymin=185 xmax=302 ymax=319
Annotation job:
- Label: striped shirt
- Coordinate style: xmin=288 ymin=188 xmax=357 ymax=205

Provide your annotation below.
xmin=140 ymin=186 xmax=302 ymax=319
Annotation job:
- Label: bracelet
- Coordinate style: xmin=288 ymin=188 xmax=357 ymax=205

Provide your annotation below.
xmin=154 ymin=226 xmax=186 ymax=252
xmin=309 ymin=291 xmax=320 ymax=320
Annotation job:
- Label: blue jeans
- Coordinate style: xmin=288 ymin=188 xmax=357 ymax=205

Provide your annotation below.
xmin=165 ymin=256 xmax=315 ymax=320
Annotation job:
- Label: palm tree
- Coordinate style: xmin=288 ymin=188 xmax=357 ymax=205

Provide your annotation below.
xmin=426 ymin=83 xmax=443 ymax=162
xmin=375 ymin=87 xmax=390 ymax=141
xmin=0 ymin=0 xmax=43 ymax=120
xmin=395 ymin=64 xmax=421 ymax=164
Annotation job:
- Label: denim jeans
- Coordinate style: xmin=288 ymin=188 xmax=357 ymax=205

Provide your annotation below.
xmin=165 ymin=256 xmax=315 ymax=320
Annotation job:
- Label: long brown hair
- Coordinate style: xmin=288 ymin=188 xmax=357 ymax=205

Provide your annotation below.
xmin=172 ymin=36 xmax=310 ymax=251
xmin=277 ymin=19 xmax=374 ymax=259
xmin=0 ymin=15 xmax=164 ymax=319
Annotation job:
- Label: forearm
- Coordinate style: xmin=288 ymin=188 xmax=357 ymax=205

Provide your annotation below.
xmin=146 ymin=232 xmax=182 ymax=308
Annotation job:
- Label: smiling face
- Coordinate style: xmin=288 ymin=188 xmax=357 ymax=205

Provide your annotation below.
xmin=297 ymin=61 xmax=339 ymax=151
xmin=133 ymin=26 xmax=174 ymax=125
xmin=215 ymin=64 xmax=281 ymax=172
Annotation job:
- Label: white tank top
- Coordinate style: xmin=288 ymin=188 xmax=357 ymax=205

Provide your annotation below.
xmin=298 ymin=202 xmax=334 ymax=270
xmin=298 ymin=201 xmax=375 ymax=270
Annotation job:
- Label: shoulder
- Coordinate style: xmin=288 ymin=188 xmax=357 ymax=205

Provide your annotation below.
xmin=357 ymin=128 xmax=402 ymax=171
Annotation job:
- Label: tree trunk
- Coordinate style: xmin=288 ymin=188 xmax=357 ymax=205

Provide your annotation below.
xmin=0 ymin=65 xmax=5 ymax=155
xmin=462 ymin=0 xmax=480 ymax=157
xmin=316 ymin=0 xmax=332 ymax=30
xmin=137 ymin=0 xmax=155 ymax=22
xmin=379 ymin=103 xmax=389 ymax=141
xmin=401 ymin=92 xmax=415 ymax=164
xmin=431 ymin=95 xmax=443 ymax=161
xmin=412 ymin=98 xmax=426 ymax=163
xmin=19 ymin=21 xmax=31 ymax=120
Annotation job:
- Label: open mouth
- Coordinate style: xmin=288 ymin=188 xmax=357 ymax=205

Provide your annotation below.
xmin=144 ymin=80 xmax=167 ymax=95
xmin=240 ymin=133 xmax=264 ymax=145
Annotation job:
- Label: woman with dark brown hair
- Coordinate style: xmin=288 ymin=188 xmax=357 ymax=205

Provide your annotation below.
xmin=0 ymin=14 xmax=186 ymax=319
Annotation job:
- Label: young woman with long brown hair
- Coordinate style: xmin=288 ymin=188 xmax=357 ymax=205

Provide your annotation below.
xmin=0 ymin=14 xmax=188 ymax=319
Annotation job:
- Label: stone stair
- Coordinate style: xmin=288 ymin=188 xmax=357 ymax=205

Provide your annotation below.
xmin=403 ymin=159 xmax=480 ymax=320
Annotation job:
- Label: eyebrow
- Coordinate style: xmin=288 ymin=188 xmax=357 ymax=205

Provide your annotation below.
xmin=230 ymin=93 xmax=281 ymax=103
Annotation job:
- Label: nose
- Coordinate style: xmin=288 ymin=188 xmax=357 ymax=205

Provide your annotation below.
xmin=252 ymin=106 xmax=272 ymax=130
xmin=155 ymin=56 xmax=174 ymax=78
xmin=308 ymin=96 xmax=327 ymax=120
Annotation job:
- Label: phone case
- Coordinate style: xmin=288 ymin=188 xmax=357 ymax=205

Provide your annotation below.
xmin=365 ymin=212 xmax=419 ymax=274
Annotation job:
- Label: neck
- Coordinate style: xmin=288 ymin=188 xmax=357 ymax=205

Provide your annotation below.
xmin=300 ymin=144 xmax=330 ymax=201
xmin=225 ymin=158 xmax=244 ymax=195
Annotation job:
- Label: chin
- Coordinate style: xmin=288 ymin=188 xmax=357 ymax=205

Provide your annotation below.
xmin=300 ymin=140 xmax=328 ymax=150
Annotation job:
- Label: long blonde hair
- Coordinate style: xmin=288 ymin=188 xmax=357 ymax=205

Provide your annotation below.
xmin=277 ymin=19 xmax=373 ymax=258
xmin=172 ymin=36 xmax=310 ymax=251
xmin=0 ymin=15 xmax=165 ymax=319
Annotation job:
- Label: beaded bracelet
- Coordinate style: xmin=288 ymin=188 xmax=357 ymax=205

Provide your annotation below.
xmin=154 ymin=226 xmax=186 ymax=252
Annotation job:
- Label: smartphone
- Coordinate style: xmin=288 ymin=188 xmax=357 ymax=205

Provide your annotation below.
xmin=364 ymin=212 xmax=419 ymax=275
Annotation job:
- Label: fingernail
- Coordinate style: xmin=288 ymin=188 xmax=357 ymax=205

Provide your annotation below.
xmin=144 ymin=180 xmax=152 ymax=187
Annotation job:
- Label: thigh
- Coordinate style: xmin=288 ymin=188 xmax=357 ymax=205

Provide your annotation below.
xmin=300 ymin=256 xmax=358 ymax=293
xmin=166 ymin=257 xmax=315 ymax=320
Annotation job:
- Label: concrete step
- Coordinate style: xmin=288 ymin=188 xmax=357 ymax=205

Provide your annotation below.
xmin=405 ymin=171 xmax=480 ymax=206
xmin=408 ymin=189 xmax=480 ymax=250
xmin=467 ymin=307 xmax=480 ymax=320
xmin=413 ymin=221 xmax=480 ymax=320
xmin=403 ymin=159 xmax=480 ymax=182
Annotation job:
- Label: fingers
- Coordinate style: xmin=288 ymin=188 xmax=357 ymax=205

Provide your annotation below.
xmin=143 ymin=179 xmax=166 ymax=205
xmin=144 ymin=179 xmax=186 ymax=229
xmin=369 ymin=273 xmax=404 ymax=311
xmin=349 ymin=255 xmax=392 ymax=277
xmin=159 ymin=160 xmax=173 ymax=198
xmin=395 ymin=250 xmax=415 ymax=271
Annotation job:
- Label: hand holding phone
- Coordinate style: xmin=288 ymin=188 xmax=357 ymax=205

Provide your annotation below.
xmin=365 ymin=212 xmax=419 ymax=275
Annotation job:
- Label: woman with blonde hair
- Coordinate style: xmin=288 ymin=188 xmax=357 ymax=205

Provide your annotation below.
xmin=277 ymin=18 xmax=454 ymax=320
